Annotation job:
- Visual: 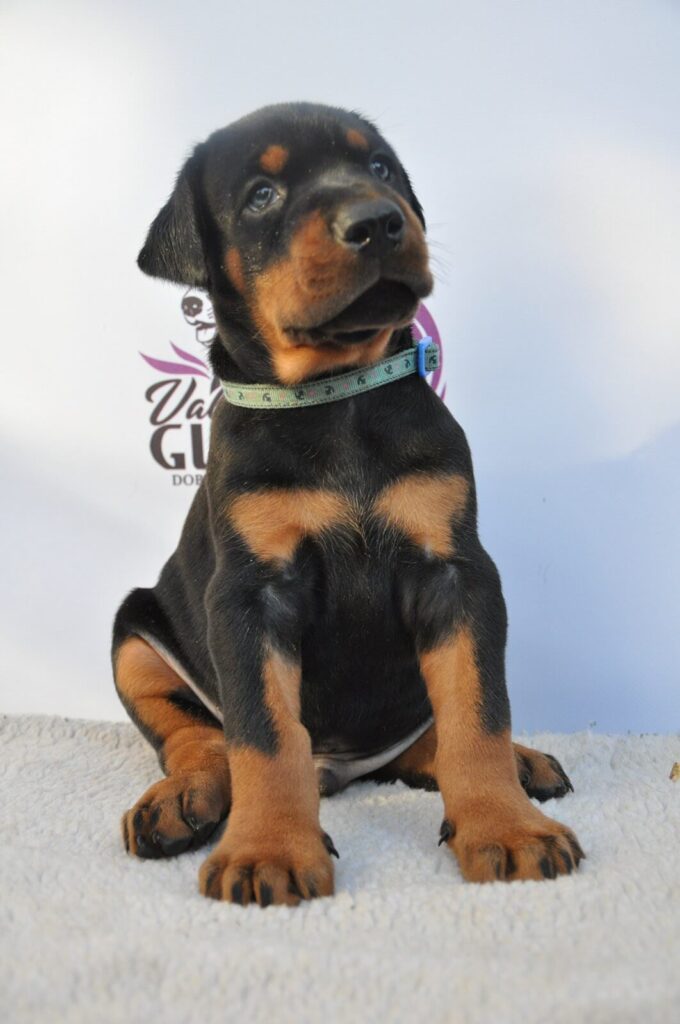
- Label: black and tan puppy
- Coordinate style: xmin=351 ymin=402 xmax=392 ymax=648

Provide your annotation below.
xmin=113 ymin=102 xmax=583 ymax=906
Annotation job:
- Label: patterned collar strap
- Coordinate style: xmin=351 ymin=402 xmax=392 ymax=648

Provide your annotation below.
xmin=220 ymin=338 xmax=439 ymax=410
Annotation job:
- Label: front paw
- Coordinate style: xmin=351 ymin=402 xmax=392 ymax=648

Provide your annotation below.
xmin=198 ymin=825 xmax=337 ymax=906
xmin=441 ymin=798 xmax=585 ymax=883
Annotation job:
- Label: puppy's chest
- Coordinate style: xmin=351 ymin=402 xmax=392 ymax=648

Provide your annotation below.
xmin=227 ymin=470 xmax=469 ymax=564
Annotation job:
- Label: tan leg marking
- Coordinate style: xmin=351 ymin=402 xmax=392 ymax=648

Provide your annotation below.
xmin=199 ymin=648 xmax=334 ymax=905
xmin=421 ymin=628 xmax=584 ymax=882
xmin=373 ymin=472 xmax=469 ymax=556
xmin=115 ymin=637 xmax=231 ymax=858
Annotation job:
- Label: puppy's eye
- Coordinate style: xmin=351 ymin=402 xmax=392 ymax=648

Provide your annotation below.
xmin=246 ymin=182 xmax=278 ymax=212
xmin=370 ymin=157 xmax=391 ymax=182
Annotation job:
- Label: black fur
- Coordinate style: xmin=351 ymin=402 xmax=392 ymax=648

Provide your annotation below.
xmin=167 ymin=690 xmax=221 ymax=728
xmin=114 ymin=102 xmax=512 ymax=765
xmin=137 ymin=155 xmax=209 ymax=287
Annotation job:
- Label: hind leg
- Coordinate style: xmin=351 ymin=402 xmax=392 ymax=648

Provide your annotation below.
xmin=512 ymin=743 xmax=573 ymax=802
xmin=114 ymin=636 xmax=231 ymax=858
xmin=369 ymin=724 xmax=439 ymax=791
xmin=376 ymin=726 xmax=573 ymax=802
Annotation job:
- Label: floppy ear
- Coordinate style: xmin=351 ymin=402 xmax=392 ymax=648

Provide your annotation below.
xmin=137 ymin=151 xmax=209 ymax=288
xmin=402 ymin=168 xmax=426 ymax=230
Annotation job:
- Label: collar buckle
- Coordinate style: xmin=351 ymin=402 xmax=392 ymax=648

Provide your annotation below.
xmin=417 ymin=337 xmax=439 ymax=377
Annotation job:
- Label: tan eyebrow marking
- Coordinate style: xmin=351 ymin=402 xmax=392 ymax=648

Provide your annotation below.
xmin=259 ymin=145 xmax=289 ymax=174
xmin=346 ymin=128 xmax=369 ymax=150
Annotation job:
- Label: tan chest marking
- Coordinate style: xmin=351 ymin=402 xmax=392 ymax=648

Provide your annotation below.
xmin=228 ymin=488 xmax=357 ymax=562
xmin=373 ymin=472 xmax=469 ymax=557
xmin=229 ymin=473 xmax=467 ymax=564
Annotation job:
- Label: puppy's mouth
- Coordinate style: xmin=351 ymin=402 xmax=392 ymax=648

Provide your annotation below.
xmin=287 ymin=279 xmax=421 ymax=347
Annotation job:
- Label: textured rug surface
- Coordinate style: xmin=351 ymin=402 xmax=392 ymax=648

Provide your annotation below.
xmin=2 ymin=714 xmax=679 ymax=1024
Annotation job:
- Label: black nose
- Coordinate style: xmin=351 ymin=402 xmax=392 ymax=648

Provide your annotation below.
xmin=182 ymin=298 xmax=202 ymax=316
xmin=334 ymin=199 xmax=405 ymax=256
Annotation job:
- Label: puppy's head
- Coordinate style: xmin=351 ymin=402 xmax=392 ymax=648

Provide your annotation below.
xmin=139 ymin=103 xmax=432 ymax=384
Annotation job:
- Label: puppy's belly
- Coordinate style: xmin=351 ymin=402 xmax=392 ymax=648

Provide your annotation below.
xmin=141 ymin=537 xmax=434 ymax=770
xmin=311 ymin=716 xmax=433 ymax=794
xmin=299 ymin=640 xmax=432 ymax=758
xmin=298 ymin=559 xmax=433 ymax=757
xmin=138 ymin=631 xmax=432 ymax=794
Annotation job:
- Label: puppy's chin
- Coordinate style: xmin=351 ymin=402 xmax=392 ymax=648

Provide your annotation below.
xmin=284 ymin=279 xmax=422 ymax=350
xmin=267 ymin=277 xmax=428 ymax=383
xmin=272 ymin=326 xmax=396 ymax=385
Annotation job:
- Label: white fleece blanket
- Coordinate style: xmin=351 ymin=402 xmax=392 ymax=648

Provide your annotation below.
xmin=2 ymin=715 xmax=679 ymax=1024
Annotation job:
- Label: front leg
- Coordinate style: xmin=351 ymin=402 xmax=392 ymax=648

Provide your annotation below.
xmin=199 ymin=559 xmax=335 ymax=906
xmin=409 ymin=552 xmax=585 ymax=882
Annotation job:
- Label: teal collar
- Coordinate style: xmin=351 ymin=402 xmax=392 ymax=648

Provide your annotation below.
xmin=220 ymin=338 xmax=439 ymax=410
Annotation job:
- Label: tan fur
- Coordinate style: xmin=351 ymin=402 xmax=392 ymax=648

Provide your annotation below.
xmin=251 ymin=209 xmax=369 ymax=382
xmin=256 ymin=211 xmax=355 ymax=325
xmin=421 ymin=629 xmax=520 ymax=795
xmin=115 ymin=637 xmax=217 ymax=755
xmin=264 ymin=646 xmax=302 ymax=723
xmin=272 ymin=329 xmax=394 ymax=384
xmin=225 ymin=247 xmax=245 ymax=292
xmin=116 ymin=637 xmax=230 ymax=856
xmin=228 ymin=487 xmax=358 ymax=562
xmin=374 ymin=472 xmax=469 ymax=556
xmin=420 ymin=628 xmax=580 ymax=882
xmin=259 ymin=144 xmax=289 ymax=174
xmin=389 ymin=722 xmax=438 ymax=778
xmin=346 ymin=128 xmax=369 ymax=150
xmin=513 ymin=743 xmax=559 ymax=788
xmin=249 ymin=207 xmax=429 ymax=383
xmin=386 ymin=725 xmax=568 ymax=798
xmin=199 ymin=646 xmax=333 ymax=904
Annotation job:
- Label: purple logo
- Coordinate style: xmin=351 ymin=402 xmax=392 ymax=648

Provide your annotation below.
xmin=140 ymin=295 xmax=446 ymax=486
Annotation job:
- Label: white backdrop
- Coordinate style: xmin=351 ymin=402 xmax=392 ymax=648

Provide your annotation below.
xmin=1 ymin=0 xmax=678 ymax=732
